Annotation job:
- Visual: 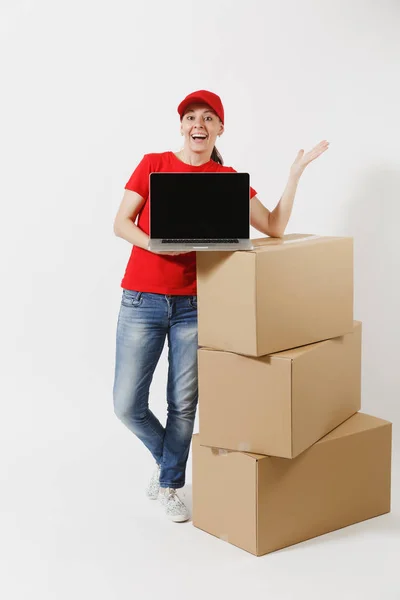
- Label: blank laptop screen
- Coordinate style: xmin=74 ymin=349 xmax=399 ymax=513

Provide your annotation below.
xmin=149 ymin=172 xmax=250 ymax=239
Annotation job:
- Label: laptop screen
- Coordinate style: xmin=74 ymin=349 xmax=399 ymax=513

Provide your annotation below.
xmin=149 ymin=172 xmax=250 ymax=239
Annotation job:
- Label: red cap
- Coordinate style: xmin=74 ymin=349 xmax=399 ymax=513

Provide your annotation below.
xmin=177 ymin=90 xmax=224 ymax=124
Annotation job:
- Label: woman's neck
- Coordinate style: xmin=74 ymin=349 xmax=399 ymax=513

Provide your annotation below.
xmin=175 ymin=148 xmax=211 ymax=166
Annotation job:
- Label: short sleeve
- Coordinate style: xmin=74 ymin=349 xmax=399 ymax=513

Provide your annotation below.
xmin=225 ymin=166 xmax=257 ymax=199
xmin=124 ymin=154 xmax=151 ymax=199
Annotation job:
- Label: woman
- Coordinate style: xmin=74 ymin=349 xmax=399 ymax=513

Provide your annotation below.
xmin=113 ymin=89 xmax=329 ymax=523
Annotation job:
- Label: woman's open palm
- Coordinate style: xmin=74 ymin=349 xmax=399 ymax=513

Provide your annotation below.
xmin=290 ymin=140 xmax=329 ymax=178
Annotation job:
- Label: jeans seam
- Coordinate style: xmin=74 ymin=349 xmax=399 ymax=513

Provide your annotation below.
xmin=159 ymin=482 xmax=185 ymax=489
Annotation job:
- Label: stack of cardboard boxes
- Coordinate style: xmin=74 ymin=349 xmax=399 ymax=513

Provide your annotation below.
xmin=192 ymin=233 xmax=392 ymax=556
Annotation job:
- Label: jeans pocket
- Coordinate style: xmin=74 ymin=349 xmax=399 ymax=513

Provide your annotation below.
xmin=121 ymin=289 xmax=143 ymax=307
xmin=189 ymin=295 xmax=198 ymax=310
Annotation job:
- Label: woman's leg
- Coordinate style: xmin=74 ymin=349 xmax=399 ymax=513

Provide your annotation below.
xmin=113 ymin=290 xmax=168 ymax=465
xmin=160 ymin=294 xmax=199 ymax=489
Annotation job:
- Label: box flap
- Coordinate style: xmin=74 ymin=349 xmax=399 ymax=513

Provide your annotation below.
xmin=250 ymin=233 xmax=316 ymax=249
xmin=210 ymin=445 xmax=268 ymax=461
xmin=317 ymin=412 xmax=391 ymax=444
xmin=245 ymin=233 xmax=351 ymax=253
xmin=272 ymin=321 xmax=361 ymax=360
xmin=193 ymin=434 xmax=265 ymax=460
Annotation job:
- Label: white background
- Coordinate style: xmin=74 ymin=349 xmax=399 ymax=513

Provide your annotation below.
xmin=1 ymin=0 xmax=399 ymax=598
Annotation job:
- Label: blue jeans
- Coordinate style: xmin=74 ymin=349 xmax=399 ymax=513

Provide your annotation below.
xmin=113 ymin=289 xmax=198 ymax=489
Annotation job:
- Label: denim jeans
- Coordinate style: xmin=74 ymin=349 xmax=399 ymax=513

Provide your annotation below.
xmin=113 ymin=289 xmax=198 ymax=489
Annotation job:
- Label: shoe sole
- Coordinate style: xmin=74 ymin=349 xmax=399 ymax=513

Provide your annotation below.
xmin=169 ymin=514 xmax=190 ymax=522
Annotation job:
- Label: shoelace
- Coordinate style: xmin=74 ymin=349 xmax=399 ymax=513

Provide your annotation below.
xmin=166 ymin=488 xmax=178 ymax=501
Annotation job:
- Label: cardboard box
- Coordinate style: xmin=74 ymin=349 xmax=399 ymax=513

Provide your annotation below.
xmin=196 ymin=234 xmax=354 ymax=356
xmin=198 ymin=321 xmax=362 ymax=458
xmin=192 ymin=412 xmax=392 ymax=556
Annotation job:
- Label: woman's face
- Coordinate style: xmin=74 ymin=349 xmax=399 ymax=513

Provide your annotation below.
xmin=180 ymin=103 xmax=224 ymax=153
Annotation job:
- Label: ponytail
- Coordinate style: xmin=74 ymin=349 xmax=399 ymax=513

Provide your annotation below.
xmin=211 ymin=146 xmax=224 ymax=165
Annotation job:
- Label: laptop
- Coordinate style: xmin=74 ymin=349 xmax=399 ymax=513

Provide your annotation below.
xmin=147 ymin=172 xmax=254 ymax=252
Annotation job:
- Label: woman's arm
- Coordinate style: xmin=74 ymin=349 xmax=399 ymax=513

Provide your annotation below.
xmin=250 ymin=140 xmax=330 ymax=238
xmin=268 ymin=172 xmax=301 ymax=237
xmin=250 ymin=174 xmax=300 ymax=239
xmin=113 ymin=189 xmax=149 ymax=249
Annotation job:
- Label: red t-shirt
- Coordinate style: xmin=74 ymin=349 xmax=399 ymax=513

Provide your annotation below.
xmin=121 ymin=151 xmax=257 ymax=295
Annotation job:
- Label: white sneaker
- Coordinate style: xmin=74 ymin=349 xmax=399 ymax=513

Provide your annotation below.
xmin=146 ymin=463 xmax=161 ymax=500
xmin=158 ymin=487 xmax=189 ymax=522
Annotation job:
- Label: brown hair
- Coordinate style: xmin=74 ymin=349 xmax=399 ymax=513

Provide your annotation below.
xmin=210 ymin=115 xmax=224 ymax=164
xmin=211 ymin=145 xmax=223 ymax=165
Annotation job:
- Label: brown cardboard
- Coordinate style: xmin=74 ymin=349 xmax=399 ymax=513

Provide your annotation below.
xmin=192 ymin=412 xmax=392 ymax=556
xmin=198 ymin=321 xmax=362 ymax=458
xmin=196 ymin=233 xmax=354 ymax=356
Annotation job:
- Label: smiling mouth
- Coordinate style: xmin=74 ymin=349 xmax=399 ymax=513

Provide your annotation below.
xmin=191 ymin=135 xmax=208 ymax=141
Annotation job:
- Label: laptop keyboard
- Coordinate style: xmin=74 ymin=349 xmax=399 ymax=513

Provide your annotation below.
xmin=162 ymin=239 xmax=239 ymax=244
